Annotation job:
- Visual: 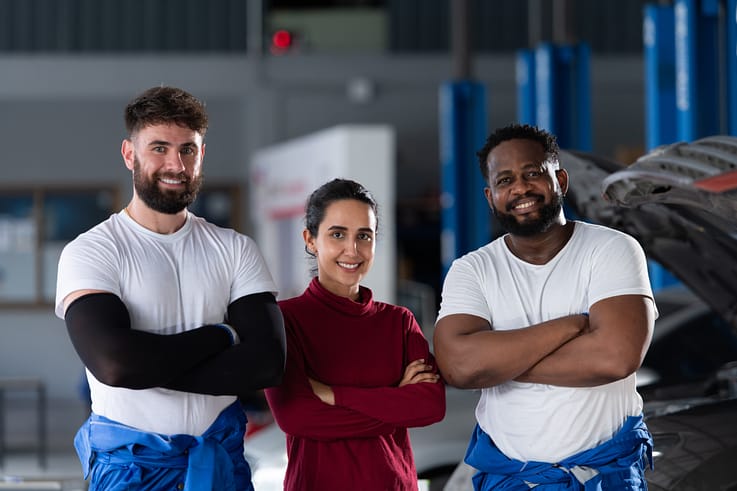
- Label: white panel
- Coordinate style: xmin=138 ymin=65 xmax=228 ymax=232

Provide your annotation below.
xmin=250 ymin=125 xmax=396 ymax=303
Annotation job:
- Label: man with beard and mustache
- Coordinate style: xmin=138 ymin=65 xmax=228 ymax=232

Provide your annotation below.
xmin=54 ymin=86 xmax=286 ymax=491
xmin=433 ymin=124 xmax=657 ymax=490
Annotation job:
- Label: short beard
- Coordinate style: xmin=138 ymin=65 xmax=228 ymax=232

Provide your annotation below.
xmin=493 ymin=192 xmax=564 ymax=237
xmin=133 ymin=157 xmax=202 ymax=215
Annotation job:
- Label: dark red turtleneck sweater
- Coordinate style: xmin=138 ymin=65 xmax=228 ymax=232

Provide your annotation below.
xmin=264 ymin=277 xmax=446 ymax=491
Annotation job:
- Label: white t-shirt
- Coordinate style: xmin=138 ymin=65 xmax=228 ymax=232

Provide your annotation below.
xmin=55 ymin=210 xmax=277 ymax=436
xmin=437 ymin=221 xmax=656 ymax=462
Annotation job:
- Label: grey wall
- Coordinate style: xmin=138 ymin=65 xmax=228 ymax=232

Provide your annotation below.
xmin=0 ymin=52 xmax=643 ymax=414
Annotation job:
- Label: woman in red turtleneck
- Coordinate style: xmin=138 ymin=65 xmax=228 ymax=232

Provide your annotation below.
xmin=264 ymin=178 xmax=446 ymax=491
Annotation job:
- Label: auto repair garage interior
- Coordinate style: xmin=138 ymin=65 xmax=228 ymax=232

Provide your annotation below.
xmin=0 ymin=1 xmax=735 ymax=490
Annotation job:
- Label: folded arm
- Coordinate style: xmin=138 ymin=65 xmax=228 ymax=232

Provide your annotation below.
xmin=64 ymin=291 xmax=286 ymax=394
xmin=64 ymin=291 xmax=234 ymax=389
xmin=327 ymin=322 xmax=446 ymax=428
xmin=165 ymin=292 xmax=286 ymax=395
xmin=433 ymin=313 xmax=587 ymax=389
xmin=515 ymin=294 xmax=655 ymax=386
xmin=265 ymin=341 xmax=395 ymax=440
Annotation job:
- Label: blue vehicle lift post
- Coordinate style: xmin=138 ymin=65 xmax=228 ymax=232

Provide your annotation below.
xmin=439 ymin=0 xmax=490 ymax=275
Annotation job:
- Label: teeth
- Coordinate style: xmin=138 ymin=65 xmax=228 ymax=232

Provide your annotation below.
xmin=514 ymin=201 xmax=536 ymax=210
xmin=160 ymin=178 xmax=184 ymax=185
xmin=338 ymin=262 xmax=359 ymax=269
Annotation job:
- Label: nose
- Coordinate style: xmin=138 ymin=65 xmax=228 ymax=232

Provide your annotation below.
xmin=163 ymin=151 xmax=186 ymax=173
xmin=344 ymin=238 xmax=360 ymax=256
xmin=509 ymin=176 xmax=532 ymax=196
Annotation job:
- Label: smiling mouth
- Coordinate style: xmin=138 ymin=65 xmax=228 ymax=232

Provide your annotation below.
xmin=507 ymin=195 xmax=544 ymax=212
xmin=338 ymin=262 xmax=360 ymax=270
xmin=158 ymin=176 xmax=187 ymax=186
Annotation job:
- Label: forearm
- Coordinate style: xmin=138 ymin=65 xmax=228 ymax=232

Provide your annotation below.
xmin=517 ymin=296 xmax=655 ymax=387
xmin=434 ymin=314 xmax=586 ymax=389
xmin=164 ymin=336 xmax=286 ymax=395
xmin=515 ymin=330 xmax=630 ymax=386
xmin=333 ymin=381 xmax=446 ymax=428
xmin=265 ymin=384 xmax=396 ymax=440
xmin=65 ymin=293 xmax=235 ymax=388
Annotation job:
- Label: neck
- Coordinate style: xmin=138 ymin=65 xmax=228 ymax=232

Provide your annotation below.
xmin=504 ymin=221 xmax=575 ymax=265
xmin=125 ymin=200 xmax=187 ymax=234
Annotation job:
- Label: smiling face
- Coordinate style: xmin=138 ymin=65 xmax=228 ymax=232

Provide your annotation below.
xmin=122 ymin=122 xmax=205 ymax=214
xmin=484 ymin=138 xmax=568 ymax=237
xmin=304 ymin=198 xmax=377 ymax=300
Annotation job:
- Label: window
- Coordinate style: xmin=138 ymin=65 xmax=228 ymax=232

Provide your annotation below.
xmin=0 ymin=183 xmax=241 ymax=308
xmin=0 ymin=186 xmax=119 ymax=307
xmin=189 ymin=184 xmax=241 ymax=230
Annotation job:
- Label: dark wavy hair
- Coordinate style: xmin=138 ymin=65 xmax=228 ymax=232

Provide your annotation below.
xmin=476 ymin=123 xmax=559 ymax=182
xmin=124 ymin=86 xmax=208 ymax=137
xmin=304 ymin=178 xmax=379 ymax=239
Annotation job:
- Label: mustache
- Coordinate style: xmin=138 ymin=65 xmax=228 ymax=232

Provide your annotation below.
xmin=507 ymin=193 xmax=544 ymax=212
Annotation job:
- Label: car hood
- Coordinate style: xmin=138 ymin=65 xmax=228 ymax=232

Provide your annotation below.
xmin=560 ymin=136 xmax=737 ymax=330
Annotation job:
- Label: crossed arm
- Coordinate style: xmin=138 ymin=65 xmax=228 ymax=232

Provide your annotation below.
xmin=63 ymin=289 xmax=286 ymax=396
xmin=433 ymin=294 xmax=655 ymax=389
xmin=266 ymin=318 xmax=446 ymax=441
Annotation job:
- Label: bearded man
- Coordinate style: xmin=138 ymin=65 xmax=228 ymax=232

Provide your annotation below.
xmin=434 ymin=124 xmax=657 ymax=490
xmin=55 ymin=86 xmax=285 ymax=491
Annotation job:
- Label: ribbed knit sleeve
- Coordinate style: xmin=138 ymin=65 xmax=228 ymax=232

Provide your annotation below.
xmin=332 ymin=308 xmax=446 ymax=427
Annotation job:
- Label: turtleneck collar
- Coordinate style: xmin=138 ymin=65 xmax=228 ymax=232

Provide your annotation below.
xmin=306 ymin=277 xmax=374 ymax=317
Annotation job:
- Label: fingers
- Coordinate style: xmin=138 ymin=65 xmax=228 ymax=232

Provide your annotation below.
xmin=399 ymin=358 xmax=441 ymax=386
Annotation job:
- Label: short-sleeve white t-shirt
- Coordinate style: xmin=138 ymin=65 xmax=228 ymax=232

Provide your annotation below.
xmin=55 ymin=210 xmax=277 ymax=436
xmin=437 ymin=221 xmax=656 ymax=462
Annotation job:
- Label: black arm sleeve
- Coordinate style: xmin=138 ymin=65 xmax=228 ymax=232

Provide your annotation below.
xmin=164 ymin=292 xmax=286 ymax=396
xmin=64 ymin=293 xmax=233 ymax=389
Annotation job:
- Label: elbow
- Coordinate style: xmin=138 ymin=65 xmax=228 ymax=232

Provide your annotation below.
xmin=441 ymin=371 xmax=485 ymax=390
xmin=91 ymin=362 xmax=146 ymax=389
xmin=259 ymin=361 xmax=285 ymax=390
xmin=430 ymin=397 xmax=447 ymax=424
xmin=594 ymin=353 xmax=641 ymax=383
xmin=262 ymin=345 xmax=287 ymax=388
xmin=437 ymin=357 xmax=490 ymax=390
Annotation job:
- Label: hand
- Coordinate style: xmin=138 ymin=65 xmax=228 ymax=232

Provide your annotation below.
xmin=308 ymin=377 xmax=335 ymax=406
xmin=399 ymin=358 xmax=440 ymax=387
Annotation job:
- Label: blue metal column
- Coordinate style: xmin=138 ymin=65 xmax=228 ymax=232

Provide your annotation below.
xmin=571 ymin=43 xmax=592 ymax=152
xmin=516 ymin=49 xmax=536 ymax=125
xmin=674 ymin=0 xmax=721 ymax=141
xmin=534 ymin=43 xmax=556 ymax=135
xmin=516 ymin=42 xmax=591 ymax=151
xmin=643 ymin=4 xmax=677 ymax=150
xmin=727 ymin=0 xmax=737 ymax=135
xmin=439 ymin=81 xmax=489 ymax=274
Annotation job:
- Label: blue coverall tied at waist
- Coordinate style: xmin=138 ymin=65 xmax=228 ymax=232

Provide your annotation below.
xmin=465 ymin=415 xmax=653 ymax=490
xmin=74 ymin=402 xmax=253 ymax=491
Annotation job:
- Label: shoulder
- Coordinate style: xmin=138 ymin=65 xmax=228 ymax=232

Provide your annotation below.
xmin=63 ymin=214 xmax=120 ymax=251
xmin=188 ymin=214 xmax=260 ymax=248
xmin=572 ymin=221 xmax=642 ymax=250
xmin=278 ymin=293 xmax=310 ymax=314
xmin=373 ymin=300 xmax=414 ymax=319
xmin=447 ymin=237 xmax=505 ymax=274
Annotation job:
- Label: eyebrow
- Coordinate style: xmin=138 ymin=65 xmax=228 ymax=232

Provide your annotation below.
xmin=493 ymin=161 xmax=545 ymax=176
xmin=147 ymin=140 xmax=198 ymax=148
xmin=326 ymin=225 xmax=374 ymax=234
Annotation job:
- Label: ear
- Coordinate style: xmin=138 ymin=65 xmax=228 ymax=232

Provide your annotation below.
xmin=121 ymin=139 xmax=135 ymax=171
xmin=302 ymin=228 xmax=315 ymax=254
xmin=555 ymin=168 xmax=569 ymax=195
xmin=483 ymin=187 xmax=494 ymax=209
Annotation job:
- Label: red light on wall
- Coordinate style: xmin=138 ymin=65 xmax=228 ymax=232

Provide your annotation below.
xmin=271 ymin=29 xmax=294 ymax=52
